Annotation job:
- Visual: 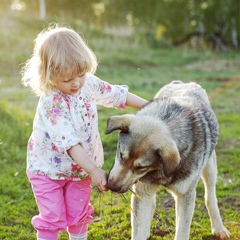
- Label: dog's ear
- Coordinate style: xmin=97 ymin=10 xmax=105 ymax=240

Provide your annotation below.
xmin=157 ymin=139 xmax=181 ymax=177
xmin=105 ymin=114 xmax=135 ymax=134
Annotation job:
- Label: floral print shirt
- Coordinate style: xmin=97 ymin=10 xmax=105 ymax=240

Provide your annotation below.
xmin=27 ymin=73 xmax=128 ymax=180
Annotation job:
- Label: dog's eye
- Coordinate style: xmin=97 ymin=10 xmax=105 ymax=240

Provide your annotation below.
xmin=134 ymin=166 xmax=147 ymax=173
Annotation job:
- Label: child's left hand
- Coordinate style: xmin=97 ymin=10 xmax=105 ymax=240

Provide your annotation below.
xmin=89 ymin=167 xmax=109 ymax=192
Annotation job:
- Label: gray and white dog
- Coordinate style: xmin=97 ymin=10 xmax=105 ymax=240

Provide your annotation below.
xmin=105 ymin=81 xmax=230 ymax=240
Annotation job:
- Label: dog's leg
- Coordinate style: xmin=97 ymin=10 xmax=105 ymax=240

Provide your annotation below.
xmin=201 ymin=150 xmax=230 ymax=239
xmin=131 ymin=182 xmax=158 ymax=240
xmin=172 ymin=189 xmax=196 ymax=240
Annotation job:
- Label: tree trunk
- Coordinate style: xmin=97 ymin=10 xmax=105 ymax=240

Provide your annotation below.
xmin=39 ymin=0 xmax=46 ymax=19
xmin=231 ymin=18 xmax=238 ymax=48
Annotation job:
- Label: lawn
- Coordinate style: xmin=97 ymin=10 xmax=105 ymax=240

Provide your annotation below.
xmin=0 ymin=16 xmax=239 ymax=240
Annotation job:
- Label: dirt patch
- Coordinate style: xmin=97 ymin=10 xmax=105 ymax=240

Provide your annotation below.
xmin=185 ymin=59 xmax=240 ymax=72
xmin=208 ymin=76 xmax=240 ymax=100
xmin=217 ymin=138 xmax=240 ymax=150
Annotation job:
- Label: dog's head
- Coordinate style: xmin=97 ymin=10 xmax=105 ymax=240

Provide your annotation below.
xmin=105 ymin=114 xmax=181 ymax=193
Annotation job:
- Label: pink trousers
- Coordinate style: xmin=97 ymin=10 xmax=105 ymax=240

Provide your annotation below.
xmin=27 ymin=171 xmax=94 ymax=240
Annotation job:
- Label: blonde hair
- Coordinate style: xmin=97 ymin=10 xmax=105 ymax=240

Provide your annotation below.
xmin=21 ymin=24 xmax=98 ymax=96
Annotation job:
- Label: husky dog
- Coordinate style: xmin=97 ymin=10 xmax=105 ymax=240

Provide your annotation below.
xmin=105 ymin=81 xmax=230 ymax=240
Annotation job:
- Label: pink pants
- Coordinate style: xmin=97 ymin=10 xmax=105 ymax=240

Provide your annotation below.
xmin=27 ymin=171 xmax=94 ymax=240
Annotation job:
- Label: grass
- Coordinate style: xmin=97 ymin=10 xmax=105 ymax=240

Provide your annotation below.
xmin=0 ymin=14 xmax=240 ymax=239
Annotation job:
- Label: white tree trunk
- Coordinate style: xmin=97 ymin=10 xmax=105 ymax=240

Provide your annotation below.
xmin=231 ymin=18 xmax=238 ymax=48
xmin=39 ymin=0 xmax=46 ymax=19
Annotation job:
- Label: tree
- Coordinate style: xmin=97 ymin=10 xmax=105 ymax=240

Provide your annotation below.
xmin=39 ymin=0 xmax=46 ymax=19
xmin=5 ymin=0 xmax=239 ymax=51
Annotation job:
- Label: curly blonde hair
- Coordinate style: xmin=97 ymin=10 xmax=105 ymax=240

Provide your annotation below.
xmin=21 ymin=24 xmax=97 ymax=96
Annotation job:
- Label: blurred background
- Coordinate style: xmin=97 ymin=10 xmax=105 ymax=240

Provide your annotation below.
xmin=1 ymin=0 xmax=239 ymax=110
xmin=1 ymin=0 xmax=239 ymax=51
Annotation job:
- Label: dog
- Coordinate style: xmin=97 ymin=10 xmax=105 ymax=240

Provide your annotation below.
xmin=105 ymin=81 xmax=230 ymax=240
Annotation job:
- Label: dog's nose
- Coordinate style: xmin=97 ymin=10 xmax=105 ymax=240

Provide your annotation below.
xmin=108 ymin=181 xmax=122 ymax=192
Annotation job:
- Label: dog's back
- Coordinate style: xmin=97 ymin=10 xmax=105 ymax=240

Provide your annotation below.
xmin=137 ymin=81 xmax=219 ymax=184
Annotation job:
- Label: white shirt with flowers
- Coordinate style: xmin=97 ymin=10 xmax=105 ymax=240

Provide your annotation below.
xmin=27 ymin=73 xmax=128 ymax=180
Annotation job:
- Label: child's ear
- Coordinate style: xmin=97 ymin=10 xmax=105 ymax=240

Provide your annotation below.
xmin=49 ymin=79 xmax=57 ymax=88
xmin=49 ymin=79 xmax=55 ymax=86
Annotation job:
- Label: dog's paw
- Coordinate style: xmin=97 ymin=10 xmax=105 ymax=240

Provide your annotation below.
xmin=212 ymin=227 xmax=230 ymax=239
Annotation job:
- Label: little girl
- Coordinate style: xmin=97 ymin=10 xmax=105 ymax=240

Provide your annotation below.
xmin=21 ymin=25 xmax=147 ymax=240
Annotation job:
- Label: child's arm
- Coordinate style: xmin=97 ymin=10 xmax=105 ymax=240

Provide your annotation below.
xmin=67 ymin=144 xmax=108 ymax=192
xmin=126 ymin=92 xmax=148 ymax=108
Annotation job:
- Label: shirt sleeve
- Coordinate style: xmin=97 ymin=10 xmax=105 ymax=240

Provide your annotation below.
xmin=84 ymin=74 xmax=129 ymax=109
xmin=36 ymin=94 xmax=81 ymax=151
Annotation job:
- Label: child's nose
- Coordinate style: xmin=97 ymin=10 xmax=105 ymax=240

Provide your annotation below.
xmin=72 ymin=78 xmax=80 ymax=87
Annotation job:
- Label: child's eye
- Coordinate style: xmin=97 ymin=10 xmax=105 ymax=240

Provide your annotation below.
xmin=64 ymin=78 xmax=73 ymax=82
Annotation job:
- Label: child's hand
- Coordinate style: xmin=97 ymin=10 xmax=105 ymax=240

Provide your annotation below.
xmin=67 ymin=144 xmax=109 ymax=191
xmin=89 ymin=168 xmax=109 ymax=192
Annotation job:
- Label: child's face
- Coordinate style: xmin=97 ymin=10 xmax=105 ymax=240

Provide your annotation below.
xmin=54 ymin=73 xmax=86 ymax=95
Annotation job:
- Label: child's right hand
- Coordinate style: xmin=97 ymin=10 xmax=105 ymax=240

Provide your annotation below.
xmin=89 ymin=168 xmax=109 ymax=192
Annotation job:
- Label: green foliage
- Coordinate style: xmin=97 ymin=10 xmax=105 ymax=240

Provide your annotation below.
xmin=0 ymin=15 xmax=239 ymax=239
xmin=1 ymin=0 xmax=239 ymax=50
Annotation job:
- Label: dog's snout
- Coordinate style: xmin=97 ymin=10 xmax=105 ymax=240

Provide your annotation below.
xmin=108 ymin=180 xmax=122 ymax=193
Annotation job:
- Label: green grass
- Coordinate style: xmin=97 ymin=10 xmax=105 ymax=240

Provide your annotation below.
xmin=0 ymin=15 xmax=240 ymax=239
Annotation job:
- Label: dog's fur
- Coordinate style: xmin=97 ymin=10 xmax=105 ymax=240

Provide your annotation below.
xmin=105 ymin=81 xmax=230 ymax=240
